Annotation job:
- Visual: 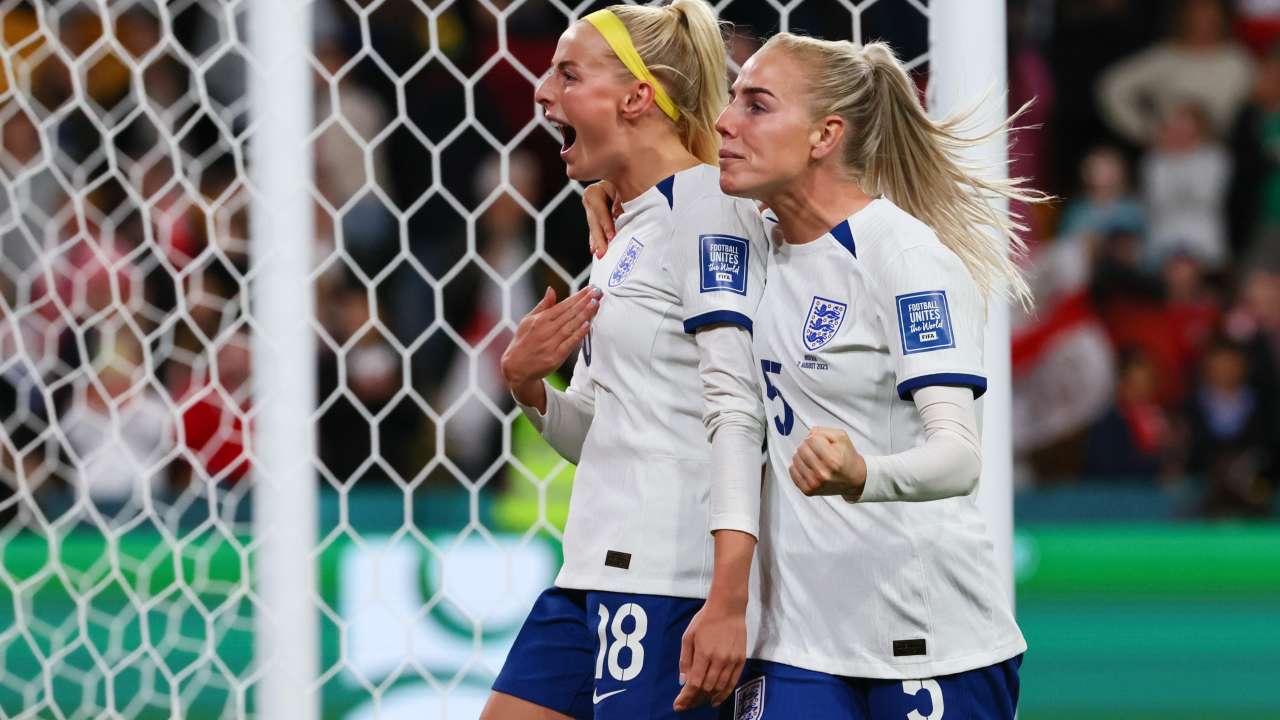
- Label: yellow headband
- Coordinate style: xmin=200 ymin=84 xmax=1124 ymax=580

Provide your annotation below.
xmin=584 ymin=9 xmax=681 ymax=122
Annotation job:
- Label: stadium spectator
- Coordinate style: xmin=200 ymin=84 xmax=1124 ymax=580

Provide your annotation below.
xmin=316 ymin=285 xmax=372 ymax=485
xmin=141 ymin=164 xmax=202 ymax=272
xmin=1099 ymin=0 xmax=1255 ymax=145
xmin=115 ymin=6 xmax=162 ymax=61
xmin=1164 ymin=252 xmax=1224 ymax=381
xmin=313 ymin=37 xmax=397 ymax=279
xmin=1059 ymin=145 xmax=1147 ymax=241
xmin=0 ymin=308 xmax=50 ymax=517
xmin=1085 ymin=349 xmax=1171 ymax=479
xmin=315 ymin=283 xmax=422 ymax=485
xmin=197 ymin=163 xmax=251 ymax=272
xmin=437 ymin=151 xmax=539 ymax=479
xmin=60 ymin=336 xmax=173 ymax=504
xmin=1141 ymin=102 xmax=1232 ymax=269
xmin=5 ymin=0 xmax=1275 ymax=507
xmin=1227 ymin=42 xmax=1280 ymax=253
xmin=1046 ymin=0 xmax=1154 ymax=192
xmin=1226 ymin=264 xmax=1280 ymax=408
xmin=1234 ymin=0 xmax=1280 ymax=54
xmin=174 ymin=330 xmax=251 ymax=486
xmin=0 ymin=107 xmax=57 ymax=276
xmin=1186 ymin=339 xmax=1276 ymax=515
xmin=1089 ymin=225 xmax=1192 ymax=405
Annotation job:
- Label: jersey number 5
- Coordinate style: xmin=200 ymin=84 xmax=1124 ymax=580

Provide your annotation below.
xmin=902 ymin=679 xmax=944 ymax=720
xmin=760 ymin=359 xmax=794 ymax=436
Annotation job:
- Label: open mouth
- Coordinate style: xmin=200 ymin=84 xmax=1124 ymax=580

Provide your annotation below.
xmin=557 ymin=123 xmax=578 ymax=154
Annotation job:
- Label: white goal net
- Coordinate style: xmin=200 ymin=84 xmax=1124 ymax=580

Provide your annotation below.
xmin=0 ymin=1 xmax=934 ymax=718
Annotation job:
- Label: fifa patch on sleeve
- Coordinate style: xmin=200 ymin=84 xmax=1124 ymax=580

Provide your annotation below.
xmin=896 ymin=290 xmax=955 ymax=354
xmin=700 ymin=234 xmax=749 ymax=295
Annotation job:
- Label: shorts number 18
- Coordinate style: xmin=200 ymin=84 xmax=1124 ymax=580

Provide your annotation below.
xmin=595 ymin=602 xmax=647 ymax=682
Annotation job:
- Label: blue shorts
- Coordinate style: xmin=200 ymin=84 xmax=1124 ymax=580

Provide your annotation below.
xmin=493 ymin=586 xmax=718 ymax=719
xmin=722 ymin=655 xmax=1022 ymax=720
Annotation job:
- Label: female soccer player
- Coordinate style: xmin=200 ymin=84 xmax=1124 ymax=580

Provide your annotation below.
xmin=481 ymin=3 xmax=770 ymax=719
xmin=585 ymin=34 xmax=1041 ymax=720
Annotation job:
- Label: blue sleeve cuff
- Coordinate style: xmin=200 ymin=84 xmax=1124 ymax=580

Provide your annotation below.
xmin=897 ymin=373 xmax=987 ymax=400
xmin=683 ymin=310 xmax=753 ymax=335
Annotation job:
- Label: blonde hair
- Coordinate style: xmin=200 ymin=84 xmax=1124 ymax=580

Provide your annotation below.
xmin=603 ymin=0 xmax=728 ymax=165
xmin=763 ymin=34 xmax=1047 ymax=307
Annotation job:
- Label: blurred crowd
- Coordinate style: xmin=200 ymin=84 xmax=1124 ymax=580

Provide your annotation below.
xmin=1009 ymin=0 xmax=1280 ymax=517
xmin=0 ymin=0 xmax=1277 ymax=521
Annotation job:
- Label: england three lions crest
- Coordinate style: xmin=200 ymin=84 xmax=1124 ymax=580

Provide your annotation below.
xmin=608 ymin=237 xmax=645 ymax=287
xmin=733 ymin=676 xmax=765 ymax=720
xmin=803 ymin=296 xmax=847 ymax=351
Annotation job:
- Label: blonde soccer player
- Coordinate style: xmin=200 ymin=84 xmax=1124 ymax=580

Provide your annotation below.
xmin=481 ymin=3 xmax=771 ymax=719
xmin=585 ymin=34 xmax=1042 ymax=720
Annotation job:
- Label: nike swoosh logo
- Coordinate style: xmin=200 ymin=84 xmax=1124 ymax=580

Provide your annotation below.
xmin=593 ymin=688 xmax=627 ymax=705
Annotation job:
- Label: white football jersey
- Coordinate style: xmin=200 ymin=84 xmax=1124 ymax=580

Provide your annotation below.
xmin=749 ymin=198 xmax=1026 ymax=678
xmin=555 ymin=163 xmax=769 ymax=599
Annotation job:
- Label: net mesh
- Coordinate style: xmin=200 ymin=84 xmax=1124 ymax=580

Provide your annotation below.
xmin=0 ymin=1 xmax=929 ymax=717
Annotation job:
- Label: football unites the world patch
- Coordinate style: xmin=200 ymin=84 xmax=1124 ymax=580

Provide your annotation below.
xmin=802 ymin=296 xmax=847 ymax=351
xmin=734 ymin=676 xmax=765 ymax=720
xmin=699 ymin=234 xmax=749 ymax=295
xmin=896 ymin=290 xmax=955 ymax=354
xmin=608 ymin=237 xmax=645 ymax=287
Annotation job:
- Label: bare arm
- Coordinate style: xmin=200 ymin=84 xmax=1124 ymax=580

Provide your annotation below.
xmin=675 ymin=324 xmax=765 ymax=711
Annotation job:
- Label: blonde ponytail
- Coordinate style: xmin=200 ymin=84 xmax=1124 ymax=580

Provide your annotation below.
xmin=764 ymin=34 xmax=1047 ymax=308
xmin=603 ymin=0 xmax=728 ymax=165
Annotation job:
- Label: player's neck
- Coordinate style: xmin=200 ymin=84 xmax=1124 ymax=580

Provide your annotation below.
xmin=608 ymin=131 xmax=701 ymax=204
xmin=767 ymin=167 xmax=874 ymax=247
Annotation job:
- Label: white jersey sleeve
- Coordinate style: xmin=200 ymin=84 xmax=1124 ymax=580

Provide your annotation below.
xmin=874 ymin=244 xmax=987 ymax=400
xmin=856 ymin=384 xmax=983 ymax=503
xmin=667 ymin=191 xmax=769 ymax=537
xmin=695 ymin=325 xmax=765 ymax=537
xmin=515 ymin=348 xmax=594 ymax=464
xmin=671 ymin=194 xmax=767 ymax=335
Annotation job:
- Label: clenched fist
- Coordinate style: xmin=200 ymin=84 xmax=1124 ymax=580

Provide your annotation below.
xmin=788 ymin=427 xmax=868 ymax=501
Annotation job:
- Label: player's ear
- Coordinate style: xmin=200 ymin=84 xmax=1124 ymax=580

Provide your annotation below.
xmin=809 ymin=115 xmax=845 ymax=161
xmin=620 ymin=81 xmax=656 ymax=120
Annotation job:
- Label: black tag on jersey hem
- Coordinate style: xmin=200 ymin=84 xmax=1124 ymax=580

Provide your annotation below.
xmin=604 ymin=550 xmax=631 ymax=569
xmin=893 ymin=639 xmax=927 ymax=657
